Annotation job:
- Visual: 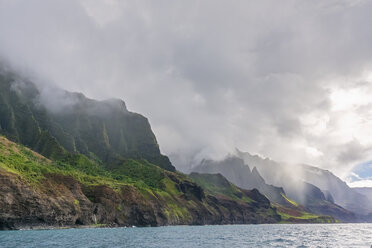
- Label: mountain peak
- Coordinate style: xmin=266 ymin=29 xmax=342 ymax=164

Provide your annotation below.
xmin=102 ymin=98 xmax=127 ymax=112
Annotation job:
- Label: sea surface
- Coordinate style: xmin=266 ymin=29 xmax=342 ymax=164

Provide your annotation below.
xmin=0 ymin=224 xmax=371 ymax=248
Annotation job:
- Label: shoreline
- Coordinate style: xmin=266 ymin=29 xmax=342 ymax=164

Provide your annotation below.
xmin=1 ymin=221 xmax=355 ymax=231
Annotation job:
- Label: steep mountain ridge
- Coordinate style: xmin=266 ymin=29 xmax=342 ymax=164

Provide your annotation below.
xmin=236 ymin=150 xmax=370 ymax=218
xmin=300 ymin=164 xmax=371 ymax=215
xmin=0 ymin=70 xmax=174 ymax=171
xmin=193 ymin=156 xmax=290 ymax=206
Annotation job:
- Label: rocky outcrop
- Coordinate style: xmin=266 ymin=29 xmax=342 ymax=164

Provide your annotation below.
xmin=0 ymin=168 xmax=280 ymax=230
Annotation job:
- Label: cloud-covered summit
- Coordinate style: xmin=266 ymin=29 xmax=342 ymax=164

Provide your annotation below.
xmin=1 ymin=0 xmax=372 ymax=183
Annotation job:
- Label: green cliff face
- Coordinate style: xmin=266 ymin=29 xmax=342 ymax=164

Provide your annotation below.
xmin=0 ymin=71 xmax=174 ymax=171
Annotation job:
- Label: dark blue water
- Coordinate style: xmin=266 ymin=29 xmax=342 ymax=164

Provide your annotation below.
xmin=0 ymin=224 xmax=371 ymax=248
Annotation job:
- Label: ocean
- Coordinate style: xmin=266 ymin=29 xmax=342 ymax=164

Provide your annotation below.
xmin=0 ymin=224 xmax=371 ymax=248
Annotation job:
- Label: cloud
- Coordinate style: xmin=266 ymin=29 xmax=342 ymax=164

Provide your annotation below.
xmin=1 ymin=0 xmax=372 ymax=178
xmin=348 ymin=180 xmax=372 ymax=188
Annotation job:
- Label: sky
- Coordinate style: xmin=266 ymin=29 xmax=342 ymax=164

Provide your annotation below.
xmin=1 ymin=0 xmax=372 ymax=186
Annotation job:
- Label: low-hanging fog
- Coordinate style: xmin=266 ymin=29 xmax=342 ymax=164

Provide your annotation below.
xmin=1 ymin=0 xmax=372 ymax=185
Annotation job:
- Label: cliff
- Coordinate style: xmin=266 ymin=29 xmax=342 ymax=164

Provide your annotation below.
xmin=0 ymin=70 xmax=174 ymax=171
xmin=0 ymin=133 xmax=280 ymax=229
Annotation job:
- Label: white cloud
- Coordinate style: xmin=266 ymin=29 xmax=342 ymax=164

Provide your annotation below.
xmin=348 ymin=180 xmax=372 ymax=188
xmin=1 ymin=0 xmax=372 ymax=178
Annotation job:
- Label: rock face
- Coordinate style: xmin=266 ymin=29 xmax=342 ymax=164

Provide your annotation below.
xmin=0 ymin=169 xmax=280 ymax=230
xmin=0 ymin=70 xmax=174 ymax=171
xmin=193 ymin=156 xmax=290 ymax=206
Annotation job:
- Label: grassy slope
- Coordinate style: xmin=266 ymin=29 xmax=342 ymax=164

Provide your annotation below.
xmin=274 ymin=193 xmax=335 ymax=223
xmin=0 ymin=135 xmax=192 ymax=222
xmin=189 ymin=173 xmax=253 ymax=203
xmin=0 ymin=135 xmax=127 ymax=189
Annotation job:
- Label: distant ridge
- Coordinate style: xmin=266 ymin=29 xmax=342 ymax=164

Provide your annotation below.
xmin=192 ymin=154 xmax=357 ymax=222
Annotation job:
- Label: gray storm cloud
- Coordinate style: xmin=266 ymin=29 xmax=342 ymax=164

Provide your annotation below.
xmin=1 ymin=0 xmax=372 ymax=180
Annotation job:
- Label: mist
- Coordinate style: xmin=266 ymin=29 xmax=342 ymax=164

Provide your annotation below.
xmin=1 ymin=0 xmax=372 ymax=184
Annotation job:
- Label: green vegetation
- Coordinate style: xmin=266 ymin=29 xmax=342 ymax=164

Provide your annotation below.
xmin=273 ymin=203 xmax=335 ymax=223
xmin=0 ymin=134 xmax=214 ymax=224
xmin=0 ymin=136 xmax=163 ymax=190
xmin=167 ymin=203 xmax=191 ymax=221
xmin=111 ymin=159 xmax=165 ymax=188
xmin=190 ymin=173 xmax=253 ymax=203
xmin=0 ymin=135 xmax=202 ymax=224
xmin=91 ymin=223 xmax=107 ymax=228
xmin=278 ymin=210 xmax=319 ymax=221
xmin=281 ymin=193 xmax=299 ymax=207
